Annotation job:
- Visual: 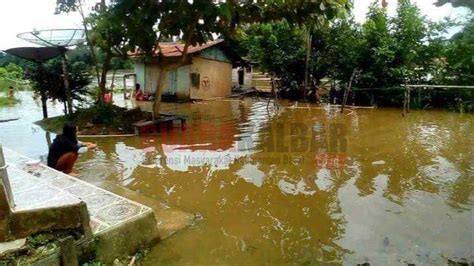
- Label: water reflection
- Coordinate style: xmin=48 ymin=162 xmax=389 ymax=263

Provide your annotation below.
xmin=0 ymin=92 xmax=472 ymax=264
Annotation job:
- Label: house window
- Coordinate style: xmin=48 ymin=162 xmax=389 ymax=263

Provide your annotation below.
xmin=191 ymin=73 xmax=200 ymax=88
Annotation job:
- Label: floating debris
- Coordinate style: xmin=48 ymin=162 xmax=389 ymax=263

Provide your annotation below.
xmin=194 ymin=212 xmax=204 ymax=221
xmin=163 ymin=184 xmax=176 ymax=196
xmin=140 ymin=164 xmax=157 ymax=168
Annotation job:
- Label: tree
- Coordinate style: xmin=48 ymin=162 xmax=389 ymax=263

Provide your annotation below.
xmin=0 ymin=53 xmax=32 ymax=69
xmin=24 ymin=52 xmax=91 ymax=119
xmin=312 ymin=18 xmax=364 ymax=85
xmin=239 ymin=20 xmax=306 ymax=95
xmin=434 ymin=0 xmax=474 ymax=10
xmin=357 ymin=2 xmax=397 ymax=88
xmin=391 ymin=0 xmax=429 ymax=84
xmin=56 ymin=0 xmax=351 ymax=115
xmin=443 ymin=19 xmax=474 ymax=84
xmin=57 ymin=1 xmax=128 ymax=104
xmin=0 ymin=63 xmax=24 ymax=81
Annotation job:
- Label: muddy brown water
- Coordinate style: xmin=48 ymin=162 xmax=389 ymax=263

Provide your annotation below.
xmin=0 ymin=92 xmax=473 ymax=264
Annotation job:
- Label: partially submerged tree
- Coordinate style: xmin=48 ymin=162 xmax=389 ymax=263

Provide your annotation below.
xmin=56 ymin=0 xmax=351 ymax=114
xmin=313 ymin=18 xmax=364 ymax=86
xmin=239 ymin=20 xmax=306 ymax=95
xmin=24 ymin=54 xmax=91 ymax=119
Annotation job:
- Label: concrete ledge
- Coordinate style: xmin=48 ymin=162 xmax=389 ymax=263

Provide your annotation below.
xmin=95 ymin=211 xmax=159 ymax=262
xmin=2 ymin=148 xmax=167 ymax=263
xmin=10 ymin=202 xmax=91 ymax=241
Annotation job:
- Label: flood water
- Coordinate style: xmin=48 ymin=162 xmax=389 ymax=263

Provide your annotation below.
xmin=1 ymin=91 xmax=473 ymax=264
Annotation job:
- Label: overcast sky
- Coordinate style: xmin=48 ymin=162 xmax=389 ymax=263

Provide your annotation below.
xmin=0 ymin=0 xmax=469 ymax=51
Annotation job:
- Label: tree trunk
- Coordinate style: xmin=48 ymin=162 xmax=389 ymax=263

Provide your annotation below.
xmin=111 ymin=69 xmax=116 ymax=91
xmin=153 ymin=65 xmax=168 ymax=117
xmin=40 ymin=90 xmax=48 ymax=119
xmin=303 ymin=33 xmax=312 ymax=101
xmin=341 ymin=69 xmax=357 ymax=113
xmin=98 ymin=52 xmax=113 ymax=103
xmin=152 ymin=15 xmax=199 ymax=116
xmin=61 ymin=53 xmax=73 ymax=115
xmin=78 ymin=5 xmax=101 ymax=86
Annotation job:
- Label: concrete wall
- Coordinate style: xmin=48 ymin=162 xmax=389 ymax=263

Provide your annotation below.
xmin=145 ymin=64 xmax=160 ymax=95
xmin=134 ymin=49 xmax=232 ymax=101
xmin=232 ymin=66 xmax=253 ymax=89
xmin=134 ymin=63 xmax=145 ymax=90
xmin=200 ymin=46 xmax=231 ymax=63
xmin=176 ymin=65 xmax=191 ymax=99
xmin=190 ymin=57 xmax=232 ymax=100
xmin=135 ymin=63 xmax=162 ymax=95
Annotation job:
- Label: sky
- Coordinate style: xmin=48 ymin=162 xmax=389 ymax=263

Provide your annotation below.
xmin=0 ymin=0 xmax=470 ymax=51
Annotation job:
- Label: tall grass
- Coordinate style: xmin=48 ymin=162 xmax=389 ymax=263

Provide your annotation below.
xmin=0 ymin=96 xmax=20 ymax=107
xmin=0 ymin=79 xmax=31 ymax=92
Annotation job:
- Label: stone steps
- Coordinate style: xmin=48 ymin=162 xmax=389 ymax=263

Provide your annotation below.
xmin=4 ymin=149 xmax=154 ymax=236
xmin=1 ymin=147 xmax=195 ymax=263
xmin=2 ymin=148 xmax=160 ymax=262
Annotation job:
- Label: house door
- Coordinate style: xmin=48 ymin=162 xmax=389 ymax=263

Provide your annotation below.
xmin=238 ymin=68 xmax=244 ymax=85
xmin=168 ymin=70 xmax=178 ymax=95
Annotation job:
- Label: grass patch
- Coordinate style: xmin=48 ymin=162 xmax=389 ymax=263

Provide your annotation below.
xmin=36 ymin=104 xmax=151 ymax=135
xmin=36 ymin=115 xmax=68 ymax=133
xmin=0 ymin=79 xmax=31 ymax=92
xmin=0 ymin=96 xmax=20 ymax=107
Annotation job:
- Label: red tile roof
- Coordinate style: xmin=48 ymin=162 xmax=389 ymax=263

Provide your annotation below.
xmin=130 ymin=39 xmax=224 ymax=57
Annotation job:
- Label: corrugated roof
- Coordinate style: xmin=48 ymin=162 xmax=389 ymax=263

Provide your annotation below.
xmin=130 ymin=39 xmax=224 ymax=57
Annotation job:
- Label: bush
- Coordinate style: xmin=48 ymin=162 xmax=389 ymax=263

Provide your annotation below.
xmin=0 ymin=96 xmax=20 ymax=107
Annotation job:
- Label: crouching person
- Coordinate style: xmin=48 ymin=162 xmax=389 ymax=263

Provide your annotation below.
xmin=47 ymin=123 xmax=96 ymax=175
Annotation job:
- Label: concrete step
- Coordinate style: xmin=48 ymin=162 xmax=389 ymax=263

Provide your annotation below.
xmin=2 ymin=148 xmax=175 ymax=262
xmin=5 ymin=149 xmax=154 ymax=236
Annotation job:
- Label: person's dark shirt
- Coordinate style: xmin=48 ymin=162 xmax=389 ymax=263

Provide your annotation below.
xmin=47 ymin=135 xmax=81 ymax=168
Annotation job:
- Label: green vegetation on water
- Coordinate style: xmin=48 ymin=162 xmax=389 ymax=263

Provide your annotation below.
xmin=36 ymin=104 xmax=150 ymax=135
xmin=0 ymin=96 xmax=20 ymax=107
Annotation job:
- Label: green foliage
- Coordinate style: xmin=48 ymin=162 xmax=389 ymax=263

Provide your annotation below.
xmin=312 ymin=18 xmax=364 ymax=83
xmin=38 ymin=104 xmax=146 ymax=134
xmin=67 ymin=44 xmax=96 ymax=71
xmin=107 ymin=0 xmax=351 ymax=55
xmin=0 ymin=63 xmax=28 ymax=91
xmin=0 ymin=52 xmax=32 ymax=69
xmin=357 ymin=3 xmax=396 ymax=87
xmin=239 ymin=20 xmax=306 ymax=91
xmin=55 ymin=0 xmax=350 ymax=108
xmin=0 ymin=63 xmax=24 ymax=80
xmin=317 ymin=0 xmax=454 ymax=88
xmin=442 ymin=19 xmax=474 ymax=85
xmin=434 ymin=0 xmax=474 ymax=10
xmin=0 ymin=96 xmax=20 ymax=107
xmin=24 ymin=52 xmax=91 ymax=104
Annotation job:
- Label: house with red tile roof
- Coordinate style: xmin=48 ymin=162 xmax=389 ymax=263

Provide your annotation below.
xmin=130 ymin=39 xmax=243 ymax=101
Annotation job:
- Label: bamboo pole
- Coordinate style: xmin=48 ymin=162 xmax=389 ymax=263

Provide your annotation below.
xmin=407 ymin=87 xmax=411 ymax=113
xmin=418 ymin=88 xmax=421 ymax=108
xmin=61 ymin=51 xmax=73 ymax=115
xmin=341 ymin=70 xmax=357 ymax=113
xmin=303 ymin=33 xmax=312 ymax=101
xmin=404 ymin=84 xmax=474 ymax=89
xmin=123 ymin=76 xmax=127 ymax=100
xmin=402 ymin=86 xmax=407 ymax=117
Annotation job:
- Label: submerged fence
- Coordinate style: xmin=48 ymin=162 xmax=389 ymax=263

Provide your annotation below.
xmin=338 ymin=84 xmax=474 ymax=113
